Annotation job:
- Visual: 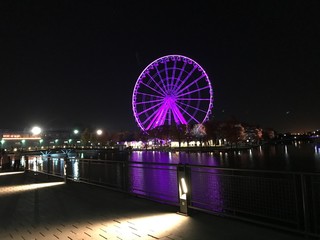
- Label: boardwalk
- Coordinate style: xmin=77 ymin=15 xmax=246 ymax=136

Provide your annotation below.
xmin=0 ymin=170 xmax=307 ymax=240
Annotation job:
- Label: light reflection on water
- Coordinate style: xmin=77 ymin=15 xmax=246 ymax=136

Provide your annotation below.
xmin=130 ymin=142 xmax=320 ymax=172
xmin=25 ymin=142 xmax=320 ymax=174
xmin=73 ymin=159 xmax=79 ymax=180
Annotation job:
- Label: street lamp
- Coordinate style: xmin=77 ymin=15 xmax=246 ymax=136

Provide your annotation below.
xmin=73 ymin=129 xmax=79 ymax=148
xmin=31 ymin=126 xmax=42 ymax=135
xmin=96 ymin=129 xmax=103 ymax=147
xmin=31 ymin=126 xmax=42 ymax=150
xmin=21 ymin=139 xmax=26 ymax=150
xmin=96 ymin=129 xmax=103 ymax=135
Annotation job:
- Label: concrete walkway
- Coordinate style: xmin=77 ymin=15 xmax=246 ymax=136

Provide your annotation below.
xmin=0 ymin=170 xmax=309 ymax=240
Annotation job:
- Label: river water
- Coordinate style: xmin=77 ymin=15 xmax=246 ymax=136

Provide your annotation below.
xmin=129 ymin=141 xmax=320 ymax=172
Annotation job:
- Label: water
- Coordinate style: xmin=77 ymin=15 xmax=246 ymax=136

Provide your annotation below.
xmin=129 ymin=141 xmax=320 ymax=172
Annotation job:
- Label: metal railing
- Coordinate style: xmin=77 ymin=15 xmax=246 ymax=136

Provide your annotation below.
xmin=26 ymin=156 xmax=320 ymax=238
xmin=186 ymin=165 xmax=320 ymax=237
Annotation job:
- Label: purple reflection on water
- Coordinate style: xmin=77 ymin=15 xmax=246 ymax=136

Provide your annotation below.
xmin=130 ymin=142 xmax=320 ymax=172
xmin=128 ymin=151 xmax=224 ymax=210
xmin=129 ymin=163 xmax=179 ymax=204
xmin=190 ymin=167 xmax=223 ymax=212
xmin=130 ymin=151 xmax=221 ymax=166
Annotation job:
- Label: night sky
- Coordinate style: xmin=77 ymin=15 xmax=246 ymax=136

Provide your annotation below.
xmin=1 ymin=1 xmax=319 ymax=133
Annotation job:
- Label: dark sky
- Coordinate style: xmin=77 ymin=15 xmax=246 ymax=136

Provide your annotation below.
xmin=0 ymin=0 xmax=319 ymax=133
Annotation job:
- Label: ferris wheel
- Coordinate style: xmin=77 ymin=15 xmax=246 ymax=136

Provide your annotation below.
xmin=132 ymin=54 xmax=213 ymax=131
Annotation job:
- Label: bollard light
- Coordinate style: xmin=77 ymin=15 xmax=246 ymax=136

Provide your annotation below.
xmin=179 ymin=177 xmax=188 ymax=200
xmin=177 ymin=164 xmax=189 ymax=215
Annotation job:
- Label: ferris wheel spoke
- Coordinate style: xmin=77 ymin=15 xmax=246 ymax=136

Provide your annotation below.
xmin=172 ymin=66 xmax=197 ymax=94
xmin=136 ymin=92 xmax=164 ymax=99
xmin=154 ymin=64 xmax=169 ymax=93
xmin=177 ymin=101 xmax=208 ymax=114
xmin=147 ymin=103 xmax=170 ymax=129
xmin=175 ymin=74 xmax=206 ymax=96
xmin=170 ymin=102 xmax=187 ymax=125
xmin=146 ymin=73 xmax=167 ymax=95
xmin=176 ymin=85 xmax=210 ymax=98
xmin=170 ymin=60 xmax=177 ymax=91
xmin=177 ymin=98 xmax=211 ymax=101
xmin=136 ymin=101 xmax=163 ymax=117
xmin=141 ymin=106 xmax=162 ymax=128
xmin=172 ymin=62 xmax=187 ymax=92
xmin=164 ymin=60 xmax=170 ymax=91
xmin=140 ymin=81 xmax=166 ymax=97
xmin=176 ymin=103 xmax=200 ymax=124
xmin=135 ymin=99 xmax=164 ymax=105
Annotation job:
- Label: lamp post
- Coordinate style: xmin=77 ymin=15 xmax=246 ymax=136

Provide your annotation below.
xmin=21 ymin=139 xmax=25 ymax=151
xmin=31 ymin=126 xmax=42 ymax=150
xmin=31 ymin=126 xmax=42 ymax=135
xmin=1 ymin=139 xmax=5 ymax=149
xmin=96 ymin=129 xmax=102 ymax=148
xmin=96 ymin=129 xmax=103 ymax=135
xmin=73 ymin=129 xmax=79 ymax=148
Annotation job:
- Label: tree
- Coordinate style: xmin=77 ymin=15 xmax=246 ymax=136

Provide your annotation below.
xmin=204 ymin=119 xmax=221 ymax=145
xmin=190 ymin=123 xmax=206 ymax=146
xmin=220 ymin=120 xmax=245 ymax=148
xmin=81 ymin=128 xmax=91 ymax=146
xmin=169 ymin=124 xmax=187 ymax=148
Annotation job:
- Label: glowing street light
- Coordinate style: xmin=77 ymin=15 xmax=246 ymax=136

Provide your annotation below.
xmin=96 ymin=129 xmax=103 ymax=135
xmin=74 ymin=129 xmax=79 ymax=135
xmin=95 ymin=129 xmax=103 ymax=147
xmin=31 ymin=126 xmax=42 ymax=135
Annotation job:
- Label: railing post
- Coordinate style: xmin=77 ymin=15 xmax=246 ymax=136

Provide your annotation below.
xmin=24 ymin=155 xmax=29 ymax=172
xmin=300 ymin=174 xmax=310 ymax=235
xmin=47 ymin=156 xmax=50 ymax=175
xmin=35 ymin=157 xmax=38 ymax=175
xmin=177 ymin=164 xmax=189 ymax=215
xmin=88 ymin=159 xmax=91 ymax=182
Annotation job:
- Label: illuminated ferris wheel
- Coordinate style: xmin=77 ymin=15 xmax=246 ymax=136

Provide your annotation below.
xmin=132 ymin=54 xmax=213 ymax=131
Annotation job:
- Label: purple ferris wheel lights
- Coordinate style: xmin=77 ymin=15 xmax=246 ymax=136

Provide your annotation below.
xmin=132 ymin=54 xmax=213 ymax=131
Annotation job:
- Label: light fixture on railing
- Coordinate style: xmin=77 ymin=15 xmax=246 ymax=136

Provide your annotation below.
xmin=177 ymin=164 xmax=189 ymax=215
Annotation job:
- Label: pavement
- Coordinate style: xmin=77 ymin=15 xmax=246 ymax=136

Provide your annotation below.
xmin=0 ymin=170 xmax=312 ymax=240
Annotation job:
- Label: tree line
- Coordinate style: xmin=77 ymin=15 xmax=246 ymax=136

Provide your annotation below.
xmin=79 ymin=118 xmax=276 ymax=148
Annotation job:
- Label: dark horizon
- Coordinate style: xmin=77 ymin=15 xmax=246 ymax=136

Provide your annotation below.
xmin=1 ymin=1 xmax=319 ymax=133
